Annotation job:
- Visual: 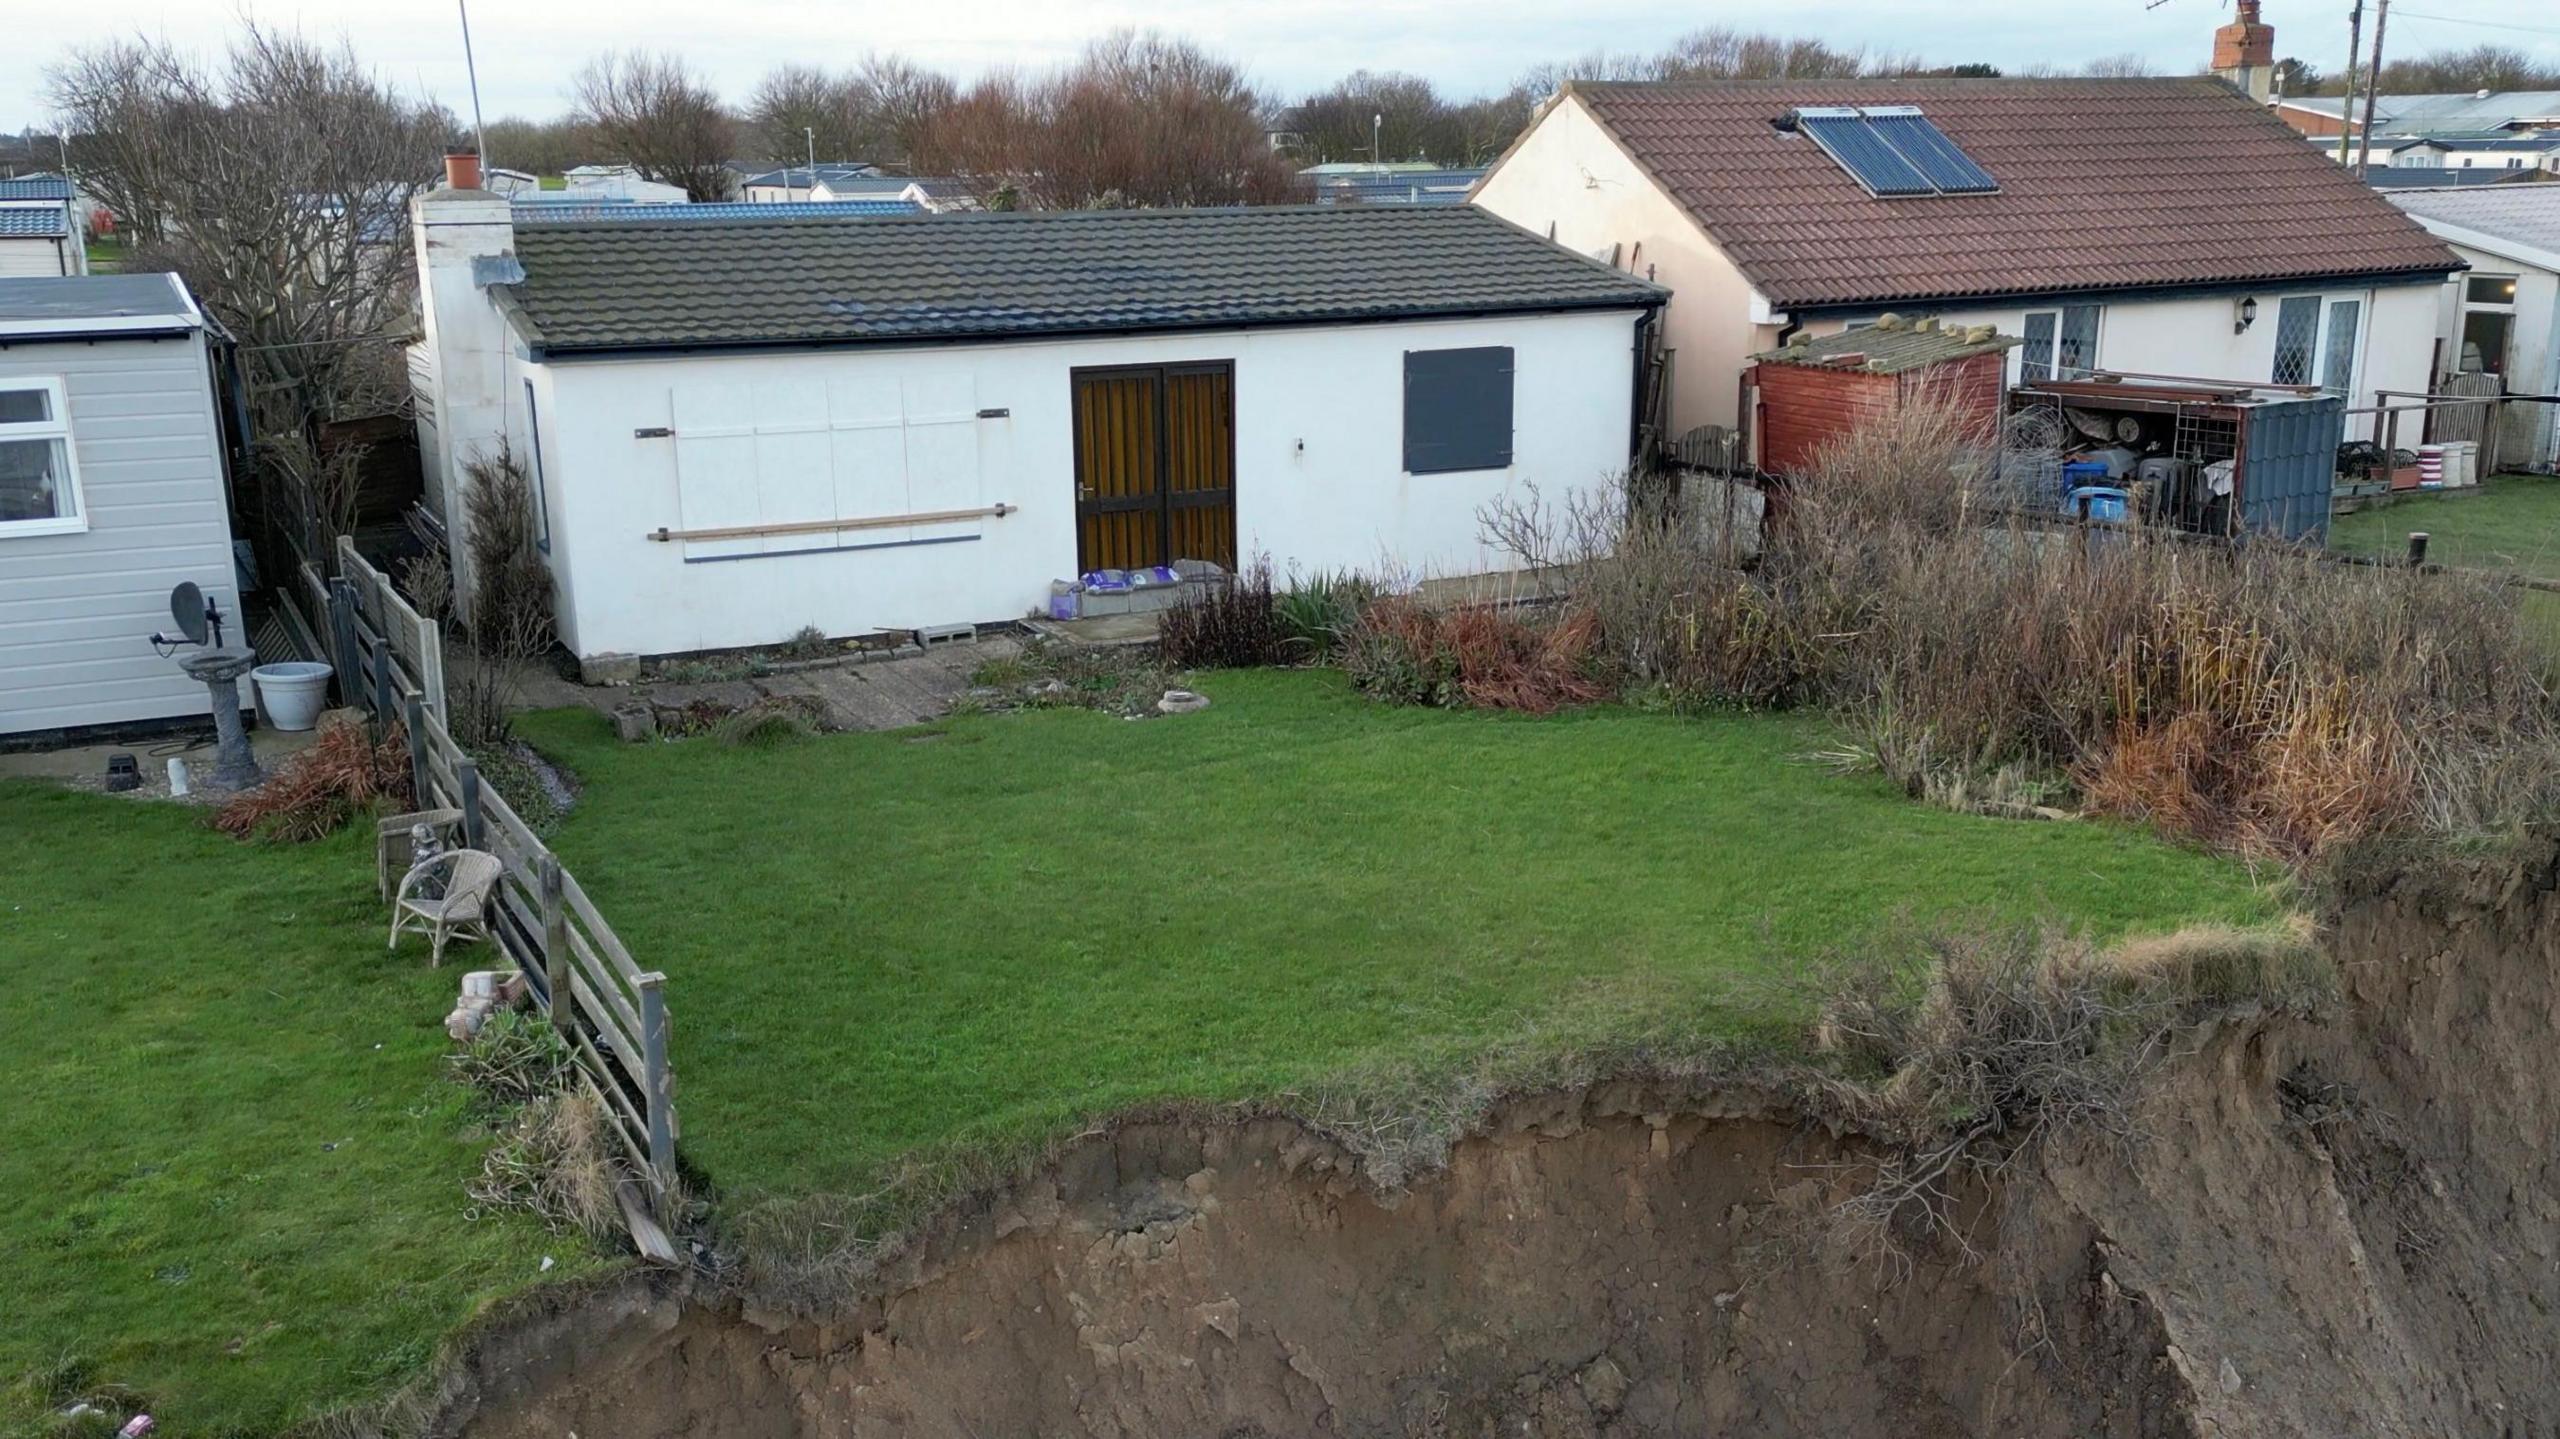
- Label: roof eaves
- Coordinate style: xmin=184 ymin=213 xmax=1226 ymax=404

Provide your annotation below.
xmin=1767 ymin=260 xmax=2466 ymax=314
xmin=529 ymin=293 xmax=1666 ymax=361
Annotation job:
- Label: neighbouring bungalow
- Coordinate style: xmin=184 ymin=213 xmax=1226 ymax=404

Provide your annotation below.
xmin=1471 ymin=77 xmax=2466 ymax=444
xmin=406 ymin=165 xmax=1662 ymax=669
xmin=0 ymin=273 xmax=245 ymax=738
xmin=2389 ymin=186 xmax=2560 ymax=472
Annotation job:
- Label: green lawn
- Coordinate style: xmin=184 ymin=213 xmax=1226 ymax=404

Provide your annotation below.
xmin=0 ymin=785 xmax=601 ymax=1437
xmin=2331 ymin=473 xmax=2560 ymax=651
xmin=518 ymin=668 xmax=2280 ymax=1211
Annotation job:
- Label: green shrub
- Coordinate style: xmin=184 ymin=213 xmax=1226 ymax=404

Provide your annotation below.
xmin=1273 ymin=569 xmax=1377 ymax=662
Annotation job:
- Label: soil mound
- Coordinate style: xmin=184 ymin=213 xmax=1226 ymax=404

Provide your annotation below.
xmin=443 ymin=843 xmax=2560 ymax=1438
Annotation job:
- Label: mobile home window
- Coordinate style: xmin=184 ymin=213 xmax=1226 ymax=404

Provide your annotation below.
xmin=1403 ymin=346 xmax=1515 ymax=474
xmin=2271 ymin=296 xmax=2321 ymax=385
xmin=0 ymin=377 xmax=84 ymax=537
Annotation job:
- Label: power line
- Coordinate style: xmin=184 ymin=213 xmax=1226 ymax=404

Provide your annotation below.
xmin=2388 ymin=10 xmax=2560 ymax=39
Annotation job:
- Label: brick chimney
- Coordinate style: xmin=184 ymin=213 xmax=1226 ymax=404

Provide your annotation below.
xmin=2212 ymin=0 xmax=2277 ymax=103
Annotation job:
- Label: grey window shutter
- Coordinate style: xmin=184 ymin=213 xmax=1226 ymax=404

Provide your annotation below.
xmin=1403 ymin=346 xmax=1516 ymax=474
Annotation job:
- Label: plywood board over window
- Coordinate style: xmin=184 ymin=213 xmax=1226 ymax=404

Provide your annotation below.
xmin=668 ymin=370 xmax=986 ymax=562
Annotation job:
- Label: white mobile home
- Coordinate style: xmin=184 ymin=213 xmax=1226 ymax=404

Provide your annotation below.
xmin=0 ymin=273 xmax=243 ymax=737
xmin=408 ymin=189 xmax=1662 ymax=668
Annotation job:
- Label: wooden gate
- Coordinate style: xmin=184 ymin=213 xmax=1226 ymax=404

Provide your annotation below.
xmin=1072 ymin=362 xmax=1236 ymax=572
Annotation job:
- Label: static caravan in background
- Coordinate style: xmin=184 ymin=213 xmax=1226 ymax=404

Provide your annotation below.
xmin=0 ymin=272 xmax=245 ymax=739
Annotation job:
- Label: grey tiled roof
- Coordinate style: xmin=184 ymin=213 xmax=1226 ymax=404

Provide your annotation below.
xmin=501 ymin=205 xmax=1663 ymax=355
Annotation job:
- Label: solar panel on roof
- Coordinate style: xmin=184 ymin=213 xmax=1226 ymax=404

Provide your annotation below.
xmin=1861 ymin=107 xmax=1999 ymax=194
xmin=1795 ymin=108 xmax=1934 ymax=197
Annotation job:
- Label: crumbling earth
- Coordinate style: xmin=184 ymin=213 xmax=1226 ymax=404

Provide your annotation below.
xmin=435 ymin=843 xmax=2559 ymax=1438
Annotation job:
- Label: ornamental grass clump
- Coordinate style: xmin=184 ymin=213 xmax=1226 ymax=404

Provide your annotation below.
xmin=211 ymin=718 xmax=412 ymax=842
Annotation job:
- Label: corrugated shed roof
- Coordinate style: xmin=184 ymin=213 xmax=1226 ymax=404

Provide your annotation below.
xmin=2390 ymin=185 xmax=2560 ymax=265
xmin=1752 ymin=319 xmax=2018 ymax=372
xmin=0 ymin=207 xmax=70 ymax=238
xmin=502 ymin=204 xmax=1662 ymax=355
xmin=1563 ymin=78 xmax=2463 ymax=309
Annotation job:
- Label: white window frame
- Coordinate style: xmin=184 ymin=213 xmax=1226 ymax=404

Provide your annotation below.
xmin=0 ymin=376 xmax=86 ymax=538
xmin=2019 ymin=303 xmax=2102 ymax=383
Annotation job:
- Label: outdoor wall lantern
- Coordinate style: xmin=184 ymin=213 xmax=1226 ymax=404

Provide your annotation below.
xmin=2234 ymin=296 xmax=2258 ymax=335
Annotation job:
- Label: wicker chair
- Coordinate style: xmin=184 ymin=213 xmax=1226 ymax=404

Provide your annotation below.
xmin=390 ymin=849 xmax=504 ymax=967
xmin=376 ymin=808 xmax=465 ymax=900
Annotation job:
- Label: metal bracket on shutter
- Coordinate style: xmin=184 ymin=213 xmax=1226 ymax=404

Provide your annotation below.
xmin=634 ymin=426 xmax=674 ymax=439
xmin=975 ymin=407 xmax=1010 ymax=419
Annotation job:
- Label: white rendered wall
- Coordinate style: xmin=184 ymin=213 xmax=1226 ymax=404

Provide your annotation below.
xmin=1796 ymin=283 xmax=2441 ymax=443
xmin=1474 ymin=94 xmax=1763 ymax=433
xmin=534 ymin=308 xmax=1644 ymax=658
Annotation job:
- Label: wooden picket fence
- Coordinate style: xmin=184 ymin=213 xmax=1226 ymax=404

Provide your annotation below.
xmin=327 ymin=542 xmax=679 ymax=1256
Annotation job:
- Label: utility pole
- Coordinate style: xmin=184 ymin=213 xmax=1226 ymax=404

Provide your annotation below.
xmin=2355 ymin=0 xmax=2390 ymax=181
xmin=456 ymin=0 xmax=488 ymax=168
xmin=805 ymin=126 xmax=817 ymax=200
xmin=2334 ymin=1 xmax=2363 ymax=168
xmin=1370 ymin=112 xmax=1383 ymax=172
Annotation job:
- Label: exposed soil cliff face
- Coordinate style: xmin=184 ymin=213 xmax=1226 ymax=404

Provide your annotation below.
xmin=444 ymin=845 xmax=2560 ymax=1439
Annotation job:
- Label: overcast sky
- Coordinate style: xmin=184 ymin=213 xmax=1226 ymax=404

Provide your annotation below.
xmin=7 ymin=0 xmax=2553 ymax=133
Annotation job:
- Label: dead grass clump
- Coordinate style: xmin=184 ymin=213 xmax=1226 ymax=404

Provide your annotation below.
xmin=467 ymin=1090 xmax=621 ymax=1241
xmin=1341 ymin=596 xmax=1605 ymax=714
xmin=713 ymin=699 xmax=823 ymax=749
xmin=1814 ymin=916 xmax=2330 ymax=1260
xmin=211 ymin=718 xmax=412 ymax=842
xmin=1776 ymin=403 xmax=2560 ymax=861
xmin=447 ymin=1009 xmax=574 ymax=1112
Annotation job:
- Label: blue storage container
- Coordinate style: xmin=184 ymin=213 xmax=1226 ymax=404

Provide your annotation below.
xmin=2059 ymin=461 xmax=2109 ymax=507
xmin=2067 ymin=486 xmax=2130 ymax=522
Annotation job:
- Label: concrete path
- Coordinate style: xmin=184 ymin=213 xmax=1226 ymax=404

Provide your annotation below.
xmin=518 ymin=634 xmax=1021 ymax=734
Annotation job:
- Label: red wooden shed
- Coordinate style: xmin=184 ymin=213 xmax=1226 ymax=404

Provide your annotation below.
xmin=1747 ymin=318 xmax=2017 ymax=476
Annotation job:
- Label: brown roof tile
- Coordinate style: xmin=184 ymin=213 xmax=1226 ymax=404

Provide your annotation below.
xmin=1568 ymin=78 xmax=2463 ymax=310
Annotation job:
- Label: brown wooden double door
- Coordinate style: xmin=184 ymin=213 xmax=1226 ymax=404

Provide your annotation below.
xmin=1072 ymin=362 xmax=1237 ymax=573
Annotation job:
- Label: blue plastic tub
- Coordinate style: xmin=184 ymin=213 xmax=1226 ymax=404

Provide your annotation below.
xmin=2067 ymin=486 xmax=2130 ymax=522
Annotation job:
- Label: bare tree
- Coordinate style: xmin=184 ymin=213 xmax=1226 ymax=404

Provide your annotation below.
xmin=923 ymin=32 xmax=1295 ymax=208
xmin=2082 ymin=53 xmax=2153 ymax=78
xmin=49 ymin=24 xmax=449 ymax=549
xmin=481 ymin=114 xmax=593 ymax=175
xmin=746 ymin=64 xmax=857 ymax=164
xmin=859 ymin=55 xmax=959 ymax=168
xmin=572 ymin=51 xmax=737 ymax=199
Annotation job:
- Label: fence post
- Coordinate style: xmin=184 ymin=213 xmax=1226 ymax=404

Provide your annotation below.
xmin=538 ymin=856 xmax=572 ymax=1026
xmin=327 ymin=579 xmax=358 ymax=707
xmin=403 ymin=695 xmax=431 ymax=805
xmin=456 ymin=758 xmax=485 ymax=849
xmin=370 ymin=638 xmax=393 ymax=725
xmin=637 ymin=972 xmax=674 ymax=1192
xmin=2407 ymin=532 xmax=2430 ymax=569
xmin=417 ymin=617 xmax=446 ymax=722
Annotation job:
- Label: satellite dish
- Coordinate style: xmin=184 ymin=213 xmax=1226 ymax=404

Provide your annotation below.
xmin=170 ymin=582 xmax=210 ymax=646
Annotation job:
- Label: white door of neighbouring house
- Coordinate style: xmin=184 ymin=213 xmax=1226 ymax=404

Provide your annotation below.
xmin=669 ymin=370 xmax=984 ymax=562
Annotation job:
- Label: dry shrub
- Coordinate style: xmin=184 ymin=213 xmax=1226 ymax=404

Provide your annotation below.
xmin=1342 ymin=596 xmax=1605 ymax=714
xmin=211 ymin=717 xmax=411 ymax=841
xmin=1480 ymin=483 xmax=1822 ymax=711
xmin=1158 ymin=559 xmax=1284 ymax=669
xmin=1504 ymin=392 xmax=2560 ymax=862
xmin=1816 ymin=916 xmax=2330 ymax=1258
xmin=468 ymin=1089 xmax=621 ymax=1240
